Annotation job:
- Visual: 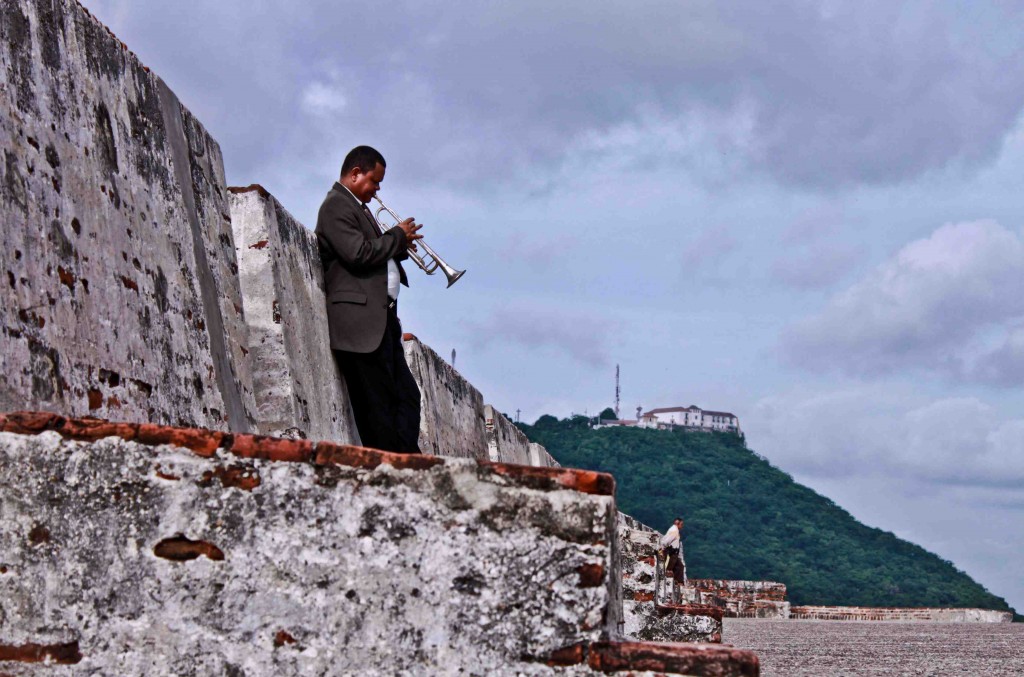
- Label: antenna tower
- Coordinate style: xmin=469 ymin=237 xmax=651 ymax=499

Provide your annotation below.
xmin=614 ymin=364 xmax=621 ymax=418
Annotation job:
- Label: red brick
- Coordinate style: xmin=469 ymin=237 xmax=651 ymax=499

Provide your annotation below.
xmin=0 ymin=411 xmax=65 ymax=435
xmin=137 ymin=423 xmax=225 ymax=457
xmin=227 ymin=184 xmax=270 ymax=198
xmin=577 ymin=563 xmax=605 ymax=588
xmin=199 ymin=464 xmax=261 ymax=491
xmin=543 ymin=642 xmax=586 ymax=666
xmin=0 ymin=641 xmax=82 ymax=664
xmin=153 ymin=536 xmax=225 ymax=562
xmin=587 ymin=641 xmax=759 ymax=676
xmin=273 ymin=630 xmax=297 ymax=648
xmin=314 ymin=442 xmax=444 ymax=471
xmin=229 ymin=434 xmax=313 ymax=463
xmin=58 ymin=417 xmax=139 ymax=442
xmin=478 ymin=461 xmax=616 ymax=497
xmin=657 ymin=603 xmax=725 ymax=623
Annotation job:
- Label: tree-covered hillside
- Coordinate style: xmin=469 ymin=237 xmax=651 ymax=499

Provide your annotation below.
xmin=519 ymin=414 xmax=1017 ymax=616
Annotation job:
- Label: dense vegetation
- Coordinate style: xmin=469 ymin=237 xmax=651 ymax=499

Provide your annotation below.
xmin=520 ymin=413 xmax=1018 ymax=617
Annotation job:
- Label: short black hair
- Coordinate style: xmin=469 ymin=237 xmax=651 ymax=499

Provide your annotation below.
xmin=341 ymin=146 xmax=386 ymax=176
xmin=675 ymin=516 xmax=684 ymax=523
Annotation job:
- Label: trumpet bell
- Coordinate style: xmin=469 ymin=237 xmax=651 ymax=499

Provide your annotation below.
xmin=444 ymin=266 xmax=466 ymax=288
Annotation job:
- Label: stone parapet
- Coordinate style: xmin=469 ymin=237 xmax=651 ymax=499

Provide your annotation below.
xmin=485 ymin=403 xmax=533 ymax=464
xmin=530 ymin=441 xmax=561 ymax=468
xmin=687 ymin=579 xmax=790 ymax=618
xmin=789 ymin=606 xmax=1014 ymax=623
xmin=403 ymin=336 xmax=488 ymax=459
xmin=1 ymin=0 xmax=255 ymax=431
xmin=228 ymin=185 xmax=357 ymax=443
xmin=689 ymin=580 xmax=789 ymax=603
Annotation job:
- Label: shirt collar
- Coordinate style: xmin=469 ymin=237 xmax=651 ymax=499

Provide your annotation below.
xmin=336 ymin=182 xmax=364 ymax=207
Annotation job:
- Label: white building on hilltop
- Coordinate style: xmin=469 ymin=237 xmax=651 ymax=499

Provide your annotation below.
xmin=637 ymin=406 xmax=741 ymax=434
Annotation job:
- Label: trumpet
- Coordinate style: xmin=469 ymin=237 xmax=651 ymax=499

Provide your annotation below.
xmin=372 ymin=196 xmax=466 ymax=288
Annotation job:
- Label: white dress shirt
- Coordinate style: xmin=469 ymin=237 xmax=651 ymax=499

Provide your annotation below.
xmin=660 ymin=524 xmax=680 ymax=549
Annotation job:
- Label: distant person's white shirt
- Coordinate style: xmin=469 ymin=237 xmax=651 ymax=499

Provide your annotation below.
xmin=341 ymin=184 xmax=400 ymax=300
xmin=660 ymin=524 xmax=680 ymax=549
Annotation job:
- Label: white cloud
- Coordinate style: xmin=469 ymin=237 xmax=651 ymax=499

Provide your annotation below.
xmin=301 ymin=82 xmax=348 ymax=116
xmin=748 ymin=387 xmax=1024 ymax=488
xmin=781 ymin=220 xmax=1024 ymax=379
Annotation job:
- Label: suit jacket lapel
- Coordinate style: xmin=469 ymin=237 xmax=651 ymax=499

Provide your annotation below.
xmin=333 ymin=183 xmax=379 ymax=238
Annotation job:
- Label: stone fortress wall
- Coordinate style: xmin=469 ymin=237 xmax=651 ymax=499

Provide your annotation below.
xmin=0 ymin=0 xmax=537 ymax=466
xmin=0 ymin=1 xmax=761 ymax=674
xmin=1 ymin=0 xmax=257 ymax=431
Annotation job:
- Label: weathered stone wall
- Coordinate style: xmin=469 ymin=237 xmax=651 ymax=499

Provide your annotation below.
xmin=228 ymin=185 xmax=357 ymax=443
xmin=690 ymin=580 xmax=789 ymax=603
xmin=0 ymin=0 xmax=256 ymax=431
xmin=485 ymin=404 xmax=532 ymax=464
xmin=688 ymin=580 xmax=791 ymax=619
xmin=619 ymin=524 xmax=722 ymax=643
xmin=403 ymin=337 xmax=488 ymax=459
xmin=0 ymin=411 xmax=760 ymax=676
xmin=789 ymin=605 xmax=1014 ymax=623
xmin=530 ymin=441 xmax=561 ymax=468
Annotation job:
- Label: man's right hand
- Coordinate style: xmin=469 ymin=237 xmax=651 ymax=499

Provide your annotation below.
xmin=398 ymin=217 xmax=424 ymax=245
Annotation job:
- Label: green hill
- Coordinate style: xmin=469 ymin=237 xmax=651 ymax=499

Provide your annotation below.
xmin=519 ymin=414 xmax=1018 ymax=617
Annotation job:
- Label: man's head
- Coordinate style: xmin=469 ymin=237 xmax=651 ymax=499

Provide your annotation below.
xmin=674 ymin=517 xmax=684 ymax=528
xmin=340 ymin=146 xmax=386 ymax=204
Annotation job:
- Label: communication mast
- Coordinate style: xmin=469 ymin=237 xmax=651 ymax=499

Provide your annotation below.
xmin=614 ymin=364 xmax=621 ymax=418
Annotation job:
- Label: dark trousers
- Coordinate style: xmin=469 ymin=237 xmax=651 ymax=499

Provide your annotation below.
xmin=665 ymin=546 xmax=686 ymax=583
xmin=334 ymin=305 xmax=421 ymax=454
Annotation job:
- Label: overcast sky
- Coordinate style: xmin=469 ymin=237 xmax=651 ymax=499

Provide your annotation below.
xmin=87 ymin=0 xmax=1024 ymax=612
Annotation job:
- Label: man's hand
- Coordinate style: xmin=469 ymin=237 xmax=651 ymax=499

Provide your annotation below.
xmin=398 ymin=217 xmax=423 ymax=249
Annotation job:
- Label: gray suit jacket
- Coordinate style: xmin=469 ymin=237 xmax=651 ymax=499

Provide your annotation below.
xmin=315 ymin=183 xmax=409 ymax=353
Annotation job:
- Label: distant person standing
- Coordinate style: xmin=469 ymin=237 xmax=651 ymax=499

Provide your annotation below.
xmin=660 ymin=517 xmax=687 ymax=584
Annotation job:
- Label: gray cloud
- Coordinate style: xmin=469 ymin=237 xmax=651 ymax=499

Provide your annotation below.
xmin=748 ymin=387 xmax=1024 ymax=488
xmin=680 ymin=225 xmax=739 ymax=287
xmin=781 ymin=220 xmax=1024 ymax=379
xmin=462 ymin=304 xmax=617 ymax=367
xmin=88 ymin=0 xmax=1024 ymax=193
xmin=771 ymin=241 xmax=863 ymax=290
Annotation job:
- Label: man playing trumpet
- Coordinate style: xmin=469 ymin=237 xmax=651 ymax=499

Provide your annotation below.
xmin=315 ymin=145 xmax=424 ymax=453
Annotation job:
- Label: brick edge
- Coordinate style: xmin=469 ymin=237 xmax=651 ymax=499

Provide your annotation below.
xmin=0 ymin=411 xmax=614 ymax=497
